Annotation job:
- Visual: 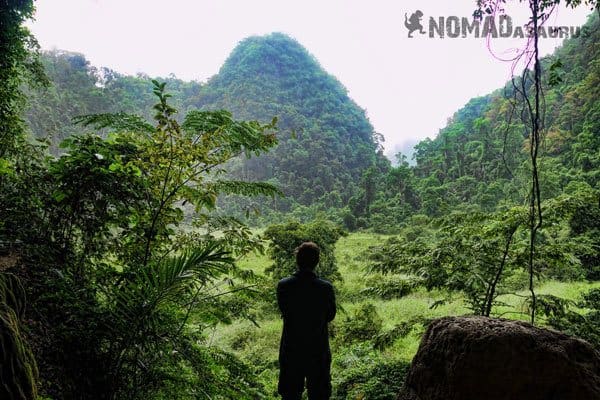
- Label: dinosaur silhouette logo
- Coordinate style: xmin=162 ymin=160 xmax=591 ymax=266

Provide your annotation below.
xmin=405 ymin=10 xmax=426 ymax=38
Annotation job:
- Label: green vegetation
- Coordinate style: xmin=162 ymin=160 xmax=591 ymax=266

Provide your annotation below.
xmin=24 ymin=14 xmax=600 ymax=232
xmin=3 ymin=72 xmax=282 ymax=397
xmin=24 ymin=34 xmax=387 ymax=224
xmin=24 ymin=50 xmax=203 ymax=152
xmin=263 ymin=220 xmax=346 ymax=282
xmin=1 ymin=1 xmax=599 ymax=399
xmin=0 ymin=273 xmax=37 ymax=400
xmin=213 ymin=231 xmax=600 ymax=399
xmin=0 ymin=1 xmax=44 ymax=397
xmin=196 ymin=33 xmax=384 ymax=215
xmin=203 ymin=11 xmax=600 ymax=397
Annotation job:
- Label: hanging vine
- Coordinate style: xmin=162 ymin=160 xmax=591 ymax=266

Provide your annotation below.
xmin=477 ymin=0 xmax=600 ymax=323
xmin=527 ymin=0 xmax=543 ymax=324
xmin=476 ymin=0 xmax=551 ymax=324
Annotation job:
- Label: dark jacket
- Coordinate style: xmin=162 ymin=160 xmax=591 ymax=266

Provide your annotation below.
xmin=277 ymin=269 xmax=336 ymax=359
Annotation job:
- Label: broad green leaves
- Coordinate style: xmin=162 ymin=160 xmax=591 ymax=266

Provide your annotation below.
xmin=264 ymin=220 xmax=346 ymax=283
xmin=367 ymin=186 xmax=598 ymax=317
xmin=0 ymin=80 xmax=280 ymax=398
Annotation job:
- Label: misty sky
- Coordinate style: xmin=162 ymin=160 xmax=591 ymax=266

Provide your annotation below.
xmin=28 ymin=0 xmax=593 ymax=160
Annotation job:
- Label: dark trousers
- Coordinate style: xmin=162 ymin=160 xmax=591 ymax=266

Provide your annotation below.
xmin=278 ymin=353 xmax=331 ymax=400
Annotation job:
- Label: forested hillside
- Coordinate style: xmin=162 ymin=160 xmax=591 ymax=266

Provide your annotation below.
xmin=356 ymin=13 xmax=600 ymax=312
xmin=323 ymin=12 xmax=600 ymax=233
xmin=411 ymin=12 xmax=600 ymax=214
xmin=24 ymin=50 xmax=202 ymax=147
xmin=193 ymin=33 xmax=384 ymax=210
xmin=25 ymin=34 xmax=386 ymax=219
xmin=24 ymin=15 xmax=600 ymax=230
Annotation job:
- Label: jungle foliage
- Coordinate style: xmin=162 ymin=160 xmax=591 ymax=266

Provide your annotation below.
xmin=2 ymin=1 xmax=600 ymax=399
xmin=263 ymin=220 xmax=346 ymax=283
xmin=24 ymin=15 xmax=600 ymax=233
xmin=3 ymin=70 xmax=281 ymax=398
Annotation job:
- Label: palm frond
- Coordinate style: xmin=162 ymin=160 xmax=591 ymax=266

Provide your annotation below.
xmin=111 ymin=242 xmax=234 ymax=329
xmin=182 ymin=110 xmax=235 ymax=133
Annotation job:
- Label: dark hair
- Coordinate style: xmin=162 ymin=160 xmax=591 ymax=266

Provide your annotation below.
xmin=295 ymin=242 xmax=320 ymax=270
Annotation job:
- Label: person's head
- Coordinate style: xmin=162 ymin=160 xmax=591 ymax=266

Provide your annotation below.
xmin=295 ymin=241 xmax=320 ymax=271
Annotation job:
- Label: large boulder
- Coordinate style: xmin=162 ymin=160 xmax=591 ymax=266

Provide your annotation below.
xmin=397 ymin=316 xmax=600 ymax=400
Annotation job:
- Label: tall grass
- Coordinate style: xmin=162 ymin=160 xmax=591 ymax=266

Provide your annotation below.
xmin=211 ymin=231 xmax=599 ymax=396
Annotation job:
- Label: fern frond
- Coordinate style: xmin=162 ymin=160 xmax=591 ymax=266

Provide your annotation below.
xmin=183 ymin=110 xmax=277 ymax=155
xmin=373 ymin=316 xmax=432 ymax=350
xmin=182 ymin=110 xmax=235 ymax=133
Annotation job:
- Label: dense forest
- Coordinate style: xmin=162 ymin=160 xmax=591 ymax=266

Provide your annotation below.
xmin=1 ymin=0 xmax=600 ymax=399
xmin=24 ymin=34 xmax=385 ymax=221
xmin=23 ymin=15 xmax=600 ymax=230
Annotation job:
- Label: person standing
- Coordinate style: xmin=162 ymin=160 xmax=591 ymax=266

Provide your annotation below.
xmin=276 ymin=242 xmax=336 ymax=400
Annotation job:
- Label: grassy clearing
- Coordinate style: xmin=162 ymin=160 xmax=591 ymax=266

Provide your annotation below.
xmin=210 ymin=231 xmax=598 ymax=394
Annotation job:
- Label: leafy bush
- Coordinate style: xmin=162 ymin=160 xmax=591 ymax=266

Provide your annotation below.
xmin=361 ymin=276 xmax=417 ymax=300
xmin=1 ymin=82 xmax=279 ymax=399
xmin=337 ymin=303 xmax=383 ymax=343
xmin=332 ymin=343 xmax=409 ymax=400
xmin=567 ymin=186 xmax=600 ymax=279
xmin=263 ymin=219 xmax=346 ymax=282
xmin=540 ymin=288 xmax=600 ymax=348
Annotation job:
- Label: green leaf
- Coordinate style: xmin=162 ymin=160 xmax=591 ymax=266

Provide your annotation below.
xmin=108 ymin=162 xmax=122 ymax=172
xmin=0 ymin=158 xmax=13 ymax=175
xmin=52 ymin=190 xmax=66 ymax=203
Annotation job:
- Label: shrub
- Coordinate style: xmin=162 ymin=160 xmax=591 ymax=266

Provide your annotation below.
xmin=264 ymin=219 xmax=346 ymax=282
xmin=337 ymin=303 xmax=383 ymax=343
xmin=332 ymin=343 xmax=409 ymax=400
xmin=361 ymin=276 xmax=417 ymax=300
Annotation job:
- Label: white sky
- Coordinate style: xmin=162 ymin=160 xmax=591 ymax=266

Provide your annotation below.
xmin=28 ymin=0 xmax=592 ymax=160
